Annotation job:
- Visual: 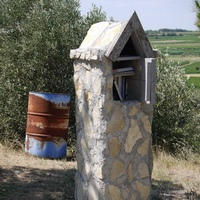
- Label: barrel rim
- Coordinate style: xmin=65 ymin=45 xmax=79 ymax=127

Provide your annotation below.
xmin=29 ymin=91 xmax=70 ymax=96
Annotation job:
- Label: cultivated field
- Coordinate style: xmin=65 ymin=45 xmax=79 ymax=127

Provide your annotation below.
xmin=149 ymin=31 xmax=200 ymax=57
xmin=148 ymin=31 xmax=200 ymax=89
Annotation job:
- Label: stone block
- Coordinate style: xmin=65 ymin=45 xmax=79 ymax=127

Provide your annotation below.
xmin=110 ymin=160 xmax=126 ymax=182
xmin=106 ymin=75 xmax=114 ymax=89
xmin=130 ymin=193 xmax=137 ymax=200
xmin=104 ymin=101 xmax=113 ymax=115
xmin=136 ymin=181 xmax=150 ymax=200
xmin=108 ymin=185 xmax=122 ymax=200
xmin=106 ymin=106 xmax=125 ymax=134
xmin=129 ymin=106 xmax=139 ymax=117
xmin=141 ymin=115 xmax=151 ymax=133
xmin=138 ymin=162 xmax=149 ymax=179
xmin=122 ymin=188 xmax=131 ymax=199
xmin=125 ymin=119 xmax=142 ymax=153
xmin=109 ymin=137 xmax=121 ymax=157
xmin=137 ymin=138 xmax=150 ymax=157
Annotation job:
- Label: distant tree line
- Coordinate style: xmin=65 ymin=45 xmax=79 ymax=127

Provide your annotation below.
xmin=145 ymin=28 xmax=191 ymax=38
xmin=146 ymin=28 xmax=191 ymax=33
xmin=158 ymin=28 xmax=189 ymax=32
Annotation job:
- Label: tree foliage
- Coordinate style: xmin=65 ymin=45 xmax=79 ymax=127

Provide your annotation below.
xmin=194 ymin=0 xmax=200 ymax=28
xmin=152 ymin=52 xmax=200 ymax=153
xmin=83 ymin=4 xmax=107 ymax=29
xmin=0 ymin=0 xmax=107 ymax=146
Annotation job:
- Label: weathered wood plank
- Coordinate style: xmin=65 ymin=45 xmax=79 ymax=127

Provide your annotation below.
xmin=116 ymin=56 xmax=141 ymax=61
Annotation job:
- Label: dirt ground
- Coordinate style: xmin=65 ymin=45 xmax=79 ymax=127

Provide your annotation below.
xmin=185 ymin=74 xmax=200 ymax=77
xmin=0 ymin=144 xmax=77 ymax=200
xmin=1 ymin=144 xmax=200 ymax=200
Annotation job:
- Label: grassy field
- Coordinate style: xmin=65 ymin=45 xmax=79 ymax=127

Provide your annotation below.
xmin=184 ymin=62 xmax=200 ymax=74
xmin=148 ymin=31 xmax=200 ymax=89
xmin=149 ymin=31 xmax=200 ymax=56
xmin=187 ymin=77 xmax=200 ymax=89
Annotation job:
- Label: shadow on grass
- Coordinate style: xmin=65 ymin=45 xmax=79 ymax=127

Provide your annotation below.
xmin=0 ymin=166 xmax=76 ymax=200
xmin=1 ymin=166 xmax=200 ymax=200
xmin=151 ymin=179 xmax=200 ymax=200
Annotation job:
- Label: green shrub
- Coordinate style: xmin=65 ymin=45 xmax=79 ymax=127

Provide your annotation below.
xmin=152 ymin=52 xmax=200 ymax=153
xmin=0 ymin=0 xmax=107 ymax=148
xmin=0 ymin=0 xmax=82 ymax=146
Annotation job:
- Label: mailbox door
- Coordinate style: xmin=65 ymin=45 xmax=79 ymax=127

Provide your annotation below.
xmin=141 ymin=58 xmax=156 ymax=104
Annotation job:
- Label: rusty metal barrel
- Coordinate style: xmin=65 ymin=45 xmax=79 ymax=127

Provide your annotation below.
xmin=25 ymin=92 xmax=70 ymax=159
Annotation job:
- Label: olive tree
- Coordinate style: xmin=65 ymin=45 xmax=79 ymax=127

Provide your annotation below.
xmin=194 ymin=0 xmax=200 ymax=28
xmin=0 ymin=0 xmax=107 ymax=147
xmin=152 ymin=52 xmax=200 ymax=153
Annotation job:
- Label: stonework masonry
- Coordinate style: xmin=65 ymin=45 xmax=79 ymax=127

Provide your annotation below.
xmin=72 ymin=56 xmax=153 ymax=200
xmin=71 ymin=12 xmax=155 ymax=200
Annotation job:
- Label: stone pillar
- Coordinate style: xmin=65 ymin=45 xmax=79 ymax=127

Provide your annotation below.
xmin=73 ymin=55 xmax=153 ymax=200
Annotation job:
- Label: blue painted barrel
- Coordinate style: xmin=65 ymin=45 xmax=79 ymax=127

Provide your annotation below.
xmin=25 ymin=92 xmax=70 ymax=159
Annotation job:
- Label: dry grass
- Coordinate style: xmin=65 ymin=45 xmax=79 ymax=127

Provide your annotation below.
xmin=1 ymin=144 xmax=200 ymax=200
xmin=168 ymin=56 xmax=200 ymax=62
xmin=0 ymin=144 xmax=77 ymax=200
xmin=152 ymin=151 xmax=200 ymax=199
xmin=152 ymin=40 xmax=191 ymax=44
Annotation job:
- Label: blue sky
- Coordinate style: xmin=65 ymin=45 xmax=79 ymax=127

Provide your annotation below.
xmin=80 ymin=0 xmax=197 ymax=30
